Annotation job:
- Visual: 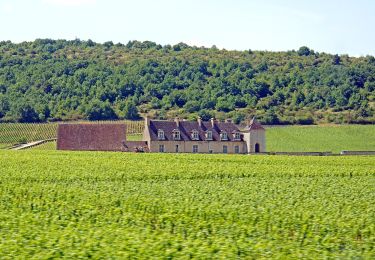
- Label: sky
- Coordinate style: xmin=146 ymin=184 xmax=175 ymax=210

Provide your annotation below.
xmin=0 ymin=0 xmax=374 ymax=56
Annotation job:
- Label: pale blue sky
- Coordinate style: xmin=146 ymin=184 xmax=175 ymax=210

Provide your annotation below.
xmin=1 ymin=0 xmax=374 ymax=56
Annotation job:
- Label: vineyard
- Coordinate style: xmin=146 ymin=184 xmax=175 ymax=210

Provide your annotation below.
xmin=0 ymin=151 xmax=374 ymax=258
xmin=0 ymin=120 xmax=144 ymax=145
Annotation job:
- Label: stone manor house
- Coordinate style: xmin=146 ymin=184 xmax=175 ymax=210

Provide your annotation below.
xmin=57 ymin=117 xmax=265 ymax=154
xmin=143 ymin=117 xmax=265 ymax=154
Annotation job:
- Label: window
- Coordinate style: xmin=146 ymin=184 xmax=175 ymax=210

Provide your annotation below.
xmin=235 ymin=145 xmax=240 ymax=154
xmin=175 ymin=145 xmax=179 ymax=153
xmin=206 ymin=131 xmax=213 ymax=140
xmin=193 ymin=145 xmax=198 ymax=153
xmin=223 ymin=145 xmax=228 ymax=153
xmin=172 ymin=130 xmax=181 ymax=140
xmin=191 ymin=130 xmax=199 ymax=140
xmin=220 ymin=131 xmax=228 ymax=141
xmin=234 ymin=132 xmax=241 ymax=140
xmin=159 ymin=144 xmax=165 ymax=152
xmin=157 ymin=129 xmax=165 ymax=140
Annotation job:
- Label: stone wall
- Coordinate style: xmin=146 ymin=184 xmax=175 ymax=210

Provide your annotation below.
xmin=243 ymin=129 xmax=266 ymax=153
xmin=340 ymin=151 xmax=375 ymax=155
xmin=270 ymin=152 xmax=332 ymax=156
xmin=149 ymin=140 xmax=247 ymax=154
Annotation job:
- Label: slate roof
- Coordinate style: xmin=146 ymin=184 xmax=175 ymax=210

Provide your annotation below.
xmin=147 ymin=119 xmax=242 ymax=141
xmin=244 ymin=118 xmax=265 ymax=131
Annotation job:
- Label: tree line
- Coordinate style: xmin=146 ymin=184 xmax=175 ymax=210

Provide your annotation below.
xmin=0 ymin=39 xmax=374 ymax=124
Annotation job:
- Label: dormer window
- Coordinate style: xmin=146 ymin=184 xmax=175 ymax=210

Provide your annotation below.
xmin=172 ymin=129 xmax=181 ymax=140
xmin=157 ymin=129 xmax=165 ymax=140
xmin=191 ymin=130 xmax=199 ymax=140
xmin=220 ymin=131 xmax=228 ymax=141
xmin=206 ymin=130 xmax=213 ymax=140
xmin=233 ymin=132 xmax=241 ymax=140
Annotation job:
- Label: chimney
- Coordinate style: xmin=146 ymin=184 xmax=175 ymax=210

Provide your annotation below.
xmin=225 ymin=119 xmax=232 ymax=123
xmin=145 ymin=116 xmax=151 ymax=126
xmin=175 ymin=117 xmax=180 ymax=127
xmin=197 ymin=117 xmax=202 ymax=127
xmin=210 ymin=117 xmax=216 ymax=128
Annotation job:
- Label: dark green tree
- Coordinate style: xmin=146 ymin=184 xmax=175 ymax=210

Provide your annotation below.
xmin=198 ymin=109 xmax=214 ymax=121
xmin=297 ymin=46 xmax=312 ymax=56
xmin=261 ymin=108 xmax=279 ymax=125
xmin=85 ymin=100 xmax=118 ymax=120
xmin=18 ymin=104 xmax=40 ymax=123
xmin=123 ymin=99 xmax=140 ymax=120
xmin=0 ymin=95 xmax=9 ymax=119
xmin=332 ymin=54 xmax=341 ymax=65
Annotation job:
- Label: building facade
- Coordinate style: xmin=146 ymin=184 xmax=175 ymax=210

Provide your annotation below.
xmin=143 ymin=117 xmax=265 ymax=154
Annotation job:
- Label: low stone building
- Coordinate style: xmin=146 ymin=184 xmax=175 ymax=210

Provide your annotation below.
xmin=142 ymin=117 xmax=265 ymax=154
xmin=57 ymin=123 xmax=148 ymax=152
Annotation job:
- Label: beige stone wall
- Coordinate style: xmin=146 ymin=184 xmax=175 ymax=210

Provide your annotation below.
xmin=149 ymin=140 xmax=247 ymax=154
xmin=206 ymin=141 xmax=246 ymax=154
xmin=243 ymin=129 xmax=266 ymax=153
xmin=143 ymin=126 xmax=151 ymax=150
xmin=149 ymin=141 xmax=185 ymax=153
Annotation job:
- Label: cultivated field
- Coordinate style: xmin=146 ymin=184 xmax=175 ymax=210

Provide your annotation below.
xmin=0 ymin=151 xmax=374 ymax=258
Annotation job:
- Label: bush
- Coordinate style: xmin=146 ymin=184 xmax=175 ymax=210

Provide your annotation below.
xmin=296 ymin=116 xmax=314 ymax=125
xmin=198 ymin=109 xmax=214 ymax=121
xmin=18 ymin=137 xmax=27 ymax=144
xmin=297 ymin=46 xmax=312 ymax=56
xmin=261 ymin=109 xmax=279 ymax=125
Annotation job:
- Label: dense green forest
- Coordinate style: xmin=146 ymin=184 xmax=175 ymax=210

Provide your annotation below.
xmin=0 ymin=39 xmax=374 ymax=124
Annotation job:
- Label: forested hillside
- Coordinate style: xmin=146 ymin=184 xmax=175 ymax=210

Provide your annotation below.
xmin=0 ymin=39 xmax=374 ymax=124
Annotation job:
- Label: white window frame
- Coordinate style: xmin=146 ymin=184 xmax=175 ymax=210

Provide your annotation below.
xmin=223 ymin=145 xmax=228 ymax=153
xmin=191 ymin=130 xmax=199 ymax=140
xmin=234 ymin=145 xmax=240 ymax=153
xmin=157 ymin=129 xmax=165 ymax=140
xmin=192 ymin=145 xmax=199 ymax=153
xmin=234 ymin=132 xmax=241 ymax=140
xmin=159 ymin=144 xmax=165 ymax=152
xmin=206 ymin=131 xmax=213 ymax=140
xmin=220 ymin=131 xmax=228 ymax=141
xmin=172 ymin=130 xmax=181 ymax=140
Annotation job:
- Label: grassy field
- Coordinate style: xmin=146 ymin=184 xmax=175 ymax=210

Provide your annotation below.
xmin=0 ymin=150 xmax=374 ymax=258
xmin=29 ymin=141 xmax=57 ymax=150
xmin=126 ymin=133 xmax=143 ymax=141
xmin=0 ymin=143 xmax=12 ymax=149
xmin=267 ymin=125 xmax=374 ymax=153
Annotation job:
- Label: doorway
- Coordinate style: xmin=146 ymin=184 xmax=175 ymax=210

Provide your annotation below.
xmin=255 ymin=143 xmax=260 ymax=153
